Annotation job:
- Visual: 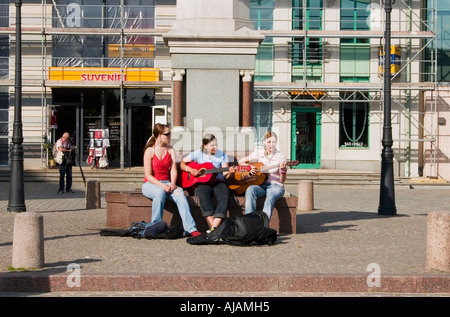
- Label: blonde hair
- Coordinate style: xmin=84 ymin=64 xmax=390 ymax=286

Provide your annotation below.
xmin=263 ymin=131 xmax=277 ymax=141
xmin=263 ymin=131 xmax=278 ymax=156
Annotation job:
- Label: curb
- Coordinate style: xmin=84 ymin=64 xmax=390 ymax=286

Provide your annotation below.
xmin=1 ymin=273 xmax=449 ymax=294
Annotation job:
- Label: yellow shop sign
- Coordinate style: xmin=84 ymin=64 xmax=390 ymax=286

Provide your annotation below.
xmin=108 ymin=44 xmax=155 ymax=58
xmin=49 ymin=67 xmax=159 ymax=82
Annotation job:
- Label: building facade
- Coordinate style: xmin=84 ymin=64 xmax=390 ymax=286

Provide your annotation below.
xmin=1 ymin=0 xmax=448 ymax=181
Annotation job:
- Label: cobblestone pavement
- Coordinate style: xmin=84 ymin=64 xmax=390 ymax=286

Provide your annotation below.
xmin=0 ymin=180 xmax=449 ymax=299
xmin=1 ymin=291 xmax=449 ymax=297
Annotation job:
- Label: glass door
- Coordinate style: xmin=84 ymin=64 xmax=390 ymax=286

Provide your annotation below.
xmin=291 ymin=107 xmax=321 ymax=168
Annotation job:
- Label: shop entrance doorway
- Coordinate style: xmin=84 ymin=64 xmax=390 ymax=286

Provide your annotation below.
xmin=52 ymin=88 xmax=153 ymax=167
xmin=291 ymin=106 xmax=322 ymax=169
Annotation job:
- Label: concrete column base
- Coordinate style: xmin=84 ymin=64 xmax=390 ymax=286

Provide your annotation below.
xmin=426 ymin=210 xmax=450 ymax=272
xmin=12 ymin=212 xmax=45 ymax=269
xmin=297 ymin=180 xmax=314 ymax=211
xmin=85 ymin=180 xmax=101 ymax=209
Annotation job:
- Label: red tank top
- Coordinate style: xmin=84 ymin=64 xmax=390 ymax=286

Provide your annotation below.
xmin=143 ymin=151 xmax=172 ymax=182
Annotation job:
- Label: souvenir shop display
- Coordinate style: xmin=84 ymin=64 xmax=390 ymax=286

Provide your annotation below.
xmin=86 ymin=128 xmax=110 ymax=169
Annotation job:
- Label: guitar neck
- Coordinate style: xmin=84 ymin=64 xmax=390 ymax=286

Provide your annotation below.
xmin=255 ymin=160 xmax=299 ymax=173
xmin=188 ymin=164 xmax=250 ymax=175
xmin=202 ymin=166 xmax=230 ymax=175
xmin=259 ymin=164 xmax=280 ymax=173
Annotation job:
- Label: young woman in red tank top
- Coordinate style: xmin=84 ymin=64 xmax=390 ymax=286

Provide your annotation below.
xmin=142 ymin=123 xmax=201 ymax=237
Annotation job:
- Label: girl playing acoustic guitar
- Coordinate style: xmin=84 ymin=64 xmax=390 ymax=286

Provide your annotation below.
xmin=142 ymin=123 xmax=201 ymax=237
xmin=238 ymin=131 xmax=287 ymax=220
xmin=180 ymin=133 xmax=236 ymax=233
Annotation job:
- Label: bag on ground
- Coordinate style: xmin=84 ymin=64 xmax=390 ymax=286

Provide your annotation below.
xmin=99 ymin=222 xmax=184 ymax=239
xmin=127 ymin=221 xmax=184 ymax=239
xmin=129 ymin=220 xmax=168 ymax=238
xmin=186 ymin=211 xmax=277 ymax=246
xmin=99 ymin=228 xmax=130 ymax=237
xmin=153 ymin=225 xmax=184 ymax=239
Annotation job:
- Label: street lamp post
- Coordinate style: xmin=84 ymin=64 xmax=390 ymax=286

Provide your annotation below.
xmin=378 ymin=0 xmax=397 ymax=215
xmin=8 ymin=0 xmax=26 ymax=212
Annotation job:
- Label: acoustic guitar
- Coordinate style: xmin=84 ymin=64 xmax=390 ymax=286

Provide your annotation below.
xmin=228 ymin=160 xmax=299 ymax=195
xmin=178 ymin=161 xmax=251 ymax=191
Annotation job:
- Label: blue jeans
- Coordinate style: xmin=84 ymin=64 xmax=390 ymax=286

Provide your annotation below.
xmin=244 ymin=183 xmax=285 ymax=219
xmin=142 ymin=180 xmax=197 ymax=234
xmin=59 ymin=163 xmax=72 ymax=192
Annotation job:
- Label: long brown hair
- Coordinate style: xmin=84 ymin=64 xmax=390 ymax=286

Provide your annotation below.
xmin=144 ymin=123 xmax=170 ymax=152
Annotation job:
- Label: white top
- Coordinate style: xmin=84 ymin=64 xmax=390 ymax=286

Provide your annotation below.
xmin=246 ymin=148 xmax=286 ymax=187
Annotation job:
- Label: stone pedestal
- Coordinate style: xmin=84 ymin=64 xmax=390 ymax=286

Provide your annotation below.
xmin=426 ymin=210 xmax=450 ymax=272
xmin=85 ymin=180 xmax=101 ymax=209
xmin=163 ymin=0 xmax=264 ymax=152
xmin=12 ymin=212 xmax=45 ymax=269
xmin=297 ymin=180 xmax=314 ymax=211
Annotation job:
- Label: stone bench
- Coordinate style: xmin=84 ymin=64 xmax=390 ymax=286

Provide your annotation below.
xmin=105 ymin=191 xmax=298 ymax=234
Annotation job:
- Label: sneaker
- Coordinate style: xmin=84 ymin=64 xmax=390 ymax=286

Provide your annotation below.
xmin=66 ymin=190 xmax=74 ymax=193
xmin=188 ymin=231 xmax=202 ymax=237
xmin=206 ymin=227 xmax=216 ymax=234
xmin=57 ymin=190 xmax=64 ymax=194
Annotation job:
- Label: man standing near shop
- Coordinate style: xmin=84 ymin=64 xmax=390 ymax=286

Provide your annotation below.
xmin=57 ymin=132 xmax=74 ymax=194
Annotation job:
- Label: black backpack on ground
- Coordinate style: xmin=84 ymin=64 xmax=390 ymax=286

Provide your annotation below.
xmin=153 ymin=224 xmax=185 ymax=239
xmin=100 ymin=221 xmax=184 ymax=240
xmin=186 ymin=211 xmax=277 ymax=246
xmin=128 ymin=221 xmax=185 ymax=239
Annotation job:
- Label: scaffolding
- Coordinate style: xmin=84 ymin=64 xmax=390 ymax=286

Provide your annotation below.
xmin=251 ymin=0 xmax=438 ymax=178
xmin=0 ymin=0 xmax=438 ymax=176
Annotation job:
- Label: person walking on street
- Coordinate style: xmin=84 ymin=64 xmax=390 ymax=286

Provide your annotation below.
xmin=57 ymin=132 xmax=74 ymax=194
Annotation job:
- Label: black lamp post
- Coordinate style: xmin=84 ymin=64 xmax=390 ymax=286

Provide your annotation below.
xmin=8 ymin=0 xmax=26 ymax=212
xmin=378 ymin=0 xmax=397 ymax=215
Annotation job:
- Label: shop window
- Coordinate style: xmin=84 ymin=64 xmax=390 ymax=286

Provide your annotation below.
xmin=292 ymin=0 xmax=323 ymax=66
xmin=251 ymin=0 xmax=274 ymax=80
xmin=51 ymin=0 xmax=155 ymax=68
xmin=291 ymin=37 xmax=323 ymax=66
xmin=339 ymin=92 xmax=369 ymax=148
xmin=250 ymin=0 xmax=274 ymax=31
xmin=429 ymin=0 xmax=450 ymax=82
xmin=255 ymin=43 xmax=274 ymax=81
xmin=340 ymin=43 xmax=370 ymax=78
xmin=105 ymin=0 xmax=156 ymax=68
xmin=339 ymin=0 xmax=370 ymax=79
xmin=253 ymin=102 xmax=273 ymax=146
xmin=340 ymin=0 xmax=370 ymax=32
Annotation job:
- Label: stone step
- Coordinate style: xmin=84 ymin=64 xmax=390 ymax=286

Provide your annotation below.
xmin=0 ymin=167 xmax=447 ymax=188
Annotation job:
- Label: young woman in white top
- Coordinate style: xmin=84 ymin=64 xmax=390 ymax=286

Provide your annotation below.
xmin=238 ymin=131 xmax=287 ymax=220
